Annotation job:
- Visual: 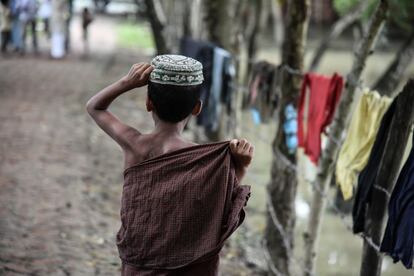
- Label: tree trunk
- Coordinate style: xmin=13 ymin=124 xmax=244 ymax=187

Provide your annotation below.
xmin=204 ymin=0 xmax=238 ymax=50
xmin=265 ymin=1 xmax=310 ymax=275
xmin=182 ymin=0 xmax=204 ymax=40
xmin=308 ymin=0 xmax=368 ymax=72
xmin=203 ymin=0 xmax=238 ymax=141
xmin=359 ymin=79 xmax=414 ymax=276
xmin=269 ymin=0 xmax=284 ymax=46
xmin=373 ymin=32 xmax=414 ymax=96
xmin=303 ymin=1 xmax=388 ymax=276
xmin=247 ymin=0 xmax=263 ymax=59
xmin=144 ymin=0 xmax=170 ymax=54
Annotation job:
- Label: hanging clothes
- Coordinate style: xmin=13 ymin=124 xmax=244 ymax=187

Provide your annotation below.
xmin=204 ymin=47 xmax=235 ymax=132
xmin=283 ymin=104 xmax=298 ymax=154
xmin=247 ymin=61 xmax=280 ymax=123
xmin=336 ymin=90 xmax=392 ymax=200
xmin=180 ymin=37 xmax=215 ymax=126
xmin=180 ymin=38 xmax=235 ymax=132
xmin=380 ymin=133 xmax=414 ymax=269
xmin=297 ymin=73 xmax=344 ymax=164
xmin=221 ymin=53 xmax=236 ymax=112
xmin=352 ymin=96 xmax=397 ymax=234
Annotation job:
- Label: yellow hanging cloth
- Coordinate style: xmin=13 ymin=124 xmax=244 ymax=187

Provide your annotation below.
xmin=336 ymin=89 xmax=392 ymax=200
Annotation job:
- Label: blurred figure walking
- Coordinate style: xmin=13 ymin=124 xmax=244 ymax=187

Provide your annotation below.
xmin=64 ymin=0 xmax=72 ymax=51
xmin=9 ymin=0 xmax=21 ymax=51
xmin=15 ymin=0 xmax=37 ymax=54
xmin=0 ymin=0 xmax=12 ymax=53
xmin=50 ymin=0 xmax=67 ymax=58
xmin=38 ymin=0 xmax=51 ymax=38
xmin=81 ymin=7 xmax=92 ymax=56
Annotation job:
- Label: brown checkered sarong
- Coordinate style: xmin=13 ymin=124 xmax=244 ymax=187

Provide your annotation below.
xmin=116 ymin=141 xmax=250 ymax=273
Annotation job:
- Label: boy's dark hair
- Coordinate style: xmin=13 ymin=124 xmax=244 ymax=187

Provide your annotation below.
xmin=148 ymin=81 xmax=201 ymax=123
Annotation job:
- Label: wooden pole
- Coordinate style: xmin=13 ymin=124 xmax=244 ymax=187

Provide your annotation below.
xmin=359 ymin=79 xmax=414 ymax=276
xmin=265 ymin=0 xmax=310 ymax=275
xmin=302 ymin=1 xmax=388 ymax=275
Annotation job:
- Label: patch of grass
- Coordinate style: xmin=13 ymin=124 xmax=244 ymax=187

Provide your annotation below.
xmin=117 ymin=21 xmax=154 ymax=50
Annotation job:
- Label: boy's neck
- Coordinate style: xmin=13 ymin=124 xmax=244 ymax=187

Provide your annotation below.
xmin=153 ymin=118 xmax=187 ymax=137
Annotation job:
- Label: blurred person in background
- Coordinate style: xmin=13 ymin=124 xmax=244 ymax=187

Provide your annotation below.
xmin=50 ymin=0 xmax=67 ymax=58
xmin=81 ymin=7 xmax=92 ymax=56
xmin=64 ymin=0 xmax=72 ymax=51
xmin=38 ymin=0 xmax=51 ymax=38
xmin=0 ymin=0 xmax=12 ymax=54
xmin=15 ymin=0 xmax=37 ymax=54
xmin=9 ymin=0 xmax=21 ymax=52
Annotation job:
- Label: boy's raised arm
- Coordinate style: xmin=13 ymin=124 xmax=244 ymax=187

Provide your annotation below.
xmin=86 ymin=63 xmax=153 ymax=150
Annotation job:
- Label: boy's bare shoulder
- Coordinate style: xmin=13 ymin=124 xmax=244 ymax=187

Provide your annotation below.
xmin=124 ymin=134 xmax=196 ymax=169
xmin=124 ymin=134 xmax=155 ymax=167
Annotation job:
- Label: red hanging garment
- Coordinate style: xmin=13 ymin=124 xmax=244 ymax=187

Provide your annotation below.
xmin=297 ymin=73 xmax=344 ymax=164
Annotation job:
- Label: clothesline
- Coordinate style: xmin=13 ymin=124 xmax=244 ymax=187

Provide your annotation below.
xmin=243 ymin=151 xmax=381 ymax=276
xmin=238 ymin=122 xmax=383 ymax=270
xmin=231 ymin=64 xmax=303 ymax=95
xmin=234 ymin=58 xmax=366 ymax=93
xmin=232 ymin=55 xmax=304 ymax=77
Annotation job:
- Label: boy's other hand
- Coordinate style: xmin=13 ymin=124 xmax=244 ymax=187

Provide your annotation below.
xmin=122 ymin=63 xmax=154 ymax=89
xmin=230 ymin=139 xmax=254 ymax=181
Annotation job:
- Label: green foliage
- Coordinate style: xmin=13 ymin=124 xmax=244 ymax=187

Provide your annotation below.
xmin=117 ymin=21 xmax=155 ymax=50
xmin=387 ymin=0 xmax=414 ymax=31
xmin=333 ymin=0 xmax=360 ymax=16
xmin=333 ymin=0 xmax=414 ymax=32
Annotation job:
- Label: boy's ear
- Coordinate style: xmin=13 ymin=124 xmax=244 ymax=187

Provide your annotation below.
xmin=146 ymin=96 xmax=154 ymax=112
xmin=192 ymin=100 xmax=202 ymax=116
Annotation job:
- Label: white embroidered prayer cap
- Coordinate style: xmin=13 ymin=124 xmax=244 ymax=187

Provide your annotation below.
xmin=150 ymin=54 xmax=204 ymax=86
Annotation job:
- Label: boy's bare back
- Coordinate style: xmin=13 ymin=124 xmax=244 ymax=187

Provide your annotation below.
xmin=122 ymin=132 xmax=197 ymax=168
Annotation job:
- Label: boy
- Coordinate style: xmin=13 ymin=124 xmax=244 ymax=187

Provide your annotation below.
xmin=86 ymin=55 xmax=253 ymax=275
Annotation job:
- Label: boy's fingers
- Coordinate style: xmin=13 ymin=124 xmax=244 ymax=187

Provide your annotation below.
xmin=249 ymin=145 xmax=255 ymax=156
xmin=137 ymin=63 xmax=151 ymax=77
xmin=142 ymin=66 xmax=154 ymax=78
xmin=238 ymin=139 xmax=249 ymax=152
xmin=131 ymin=64 xmax=142 ymax=76
xmin=230 ymin=139 xmax=238 ymax=145
xmin=237 ymin=140 xmax=246 ymax=153
xmin=230 ymin=139 xmax=238 ymax=152
xmin=242 ymin=145 xmax=251 ymax=155
xmin=132 ymin=63 xmax=142 ymax=70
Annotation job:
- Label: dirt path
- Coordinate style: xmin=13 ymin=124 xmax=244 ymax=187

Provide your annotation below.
xmin=0 ymin=15 xmax=147 ymax=275
xmin=0 ymin=15 xmax=258 ymax=276
xmin=0 ymin=56 xmax=123 ymax=275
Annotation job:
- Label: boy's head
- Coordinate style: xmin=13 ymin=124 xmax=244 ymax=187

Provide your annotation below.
xmin=147 ymin=55 xmax=204 ymax=123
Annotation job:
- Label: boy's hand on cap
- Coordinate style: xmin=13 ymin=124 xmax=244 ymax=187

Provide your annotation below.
xmin=229 ymin=139 xmax=254 ymax=169
xmin=122 ymin=63 xmax=154 ymax=89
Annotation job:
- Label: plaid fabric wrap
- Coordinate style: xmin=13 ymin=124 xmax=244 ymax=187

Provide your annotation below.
xmin=117 ymin=142 xmax=251 ymax=269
